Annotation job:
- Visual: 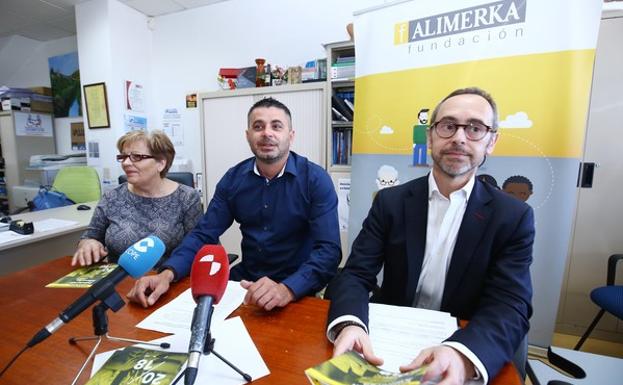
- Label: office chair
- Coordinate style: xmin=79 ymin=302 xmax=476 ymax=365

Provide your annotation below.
xmin=574 ymin=254 xmax=623 ymax=350
xmin=118 ymin=172 xmax=194 ymax=188
xmin=52 ymin=166 xmax=102 ymax=203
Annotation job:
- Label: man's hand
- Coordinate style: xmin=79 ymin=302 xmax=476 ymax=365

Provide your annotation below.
xmin=71 ymin=239 xmax=108 ymax=266
xmin=126 ymin=270 xmax=175 ymax=308
xmin=240 ymin=277 xmax=295 ymax=311
xmin=333 ymin=325 xmax=383 ymax=366
xmin=399 ymin=345 xmax=476 ymax=385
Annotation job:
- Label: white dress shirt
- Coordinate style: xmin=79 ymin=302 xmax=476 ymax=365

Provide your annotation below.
xmin=414 ymin=173 xmax=472 ymax=310
xmin=328 ymin=173 xmax=488 ymax=384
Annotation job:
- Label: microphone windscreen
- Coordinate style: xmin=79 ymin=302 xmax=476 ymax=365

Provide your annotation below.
xmin=190 ymin=245 xmax=230 ymax=304
xmin=118 ymin=235 xmax=165 ymax=278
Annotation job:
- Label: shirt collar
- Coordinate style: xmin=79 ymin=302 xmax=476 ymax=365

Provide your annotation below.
xmin=428 ymin=172 xmax=475 ymax=201
xmin=252 ymin=152 xmax=296 ymax=180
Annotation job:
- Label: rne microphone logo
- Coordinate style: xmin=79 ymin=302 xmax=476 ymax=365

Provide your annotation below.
xmin=133 ymin=237 xmax=155 ymax=253
xmin=199 ymin=254 xmax=222 ymax=276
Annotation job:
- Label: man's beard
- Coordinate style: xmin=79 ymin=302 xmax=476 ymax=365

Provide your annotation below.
xmin=432 ymin=146 xmax=480 ymax=177
xmin=253 ymin=140 xmax=287 ymax=164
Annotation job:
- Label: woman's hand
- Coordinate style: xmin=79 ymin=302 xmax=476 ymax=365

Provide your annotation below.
xmin=71 ymin=239 xmax=108 ymax=266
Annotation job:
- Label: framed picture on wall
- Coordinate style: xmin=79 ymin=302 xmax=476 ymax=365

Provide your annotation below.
xmin=83 ymin=82 xmax=110 ymax=128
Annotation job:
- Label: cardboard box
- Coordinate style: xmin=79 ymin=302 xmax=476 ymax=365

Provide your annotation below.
xmin=29 ymin=87 xmax=53 ymax=96
xmin=30 ymin=100 xmax=53 ymax=113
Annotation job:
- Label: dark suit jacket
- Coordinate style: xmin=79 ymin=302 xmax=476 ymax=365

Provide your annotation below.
xmin=326 ymin=175 xmax=534 ymax=379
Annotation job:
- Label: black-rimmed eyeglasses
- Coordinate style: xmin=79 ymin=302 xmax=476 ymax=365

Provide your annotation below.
xmin=431 ymin=119 xmax=494 ymax=141
xmin=116 ymin=153 xmax=155 ymax=163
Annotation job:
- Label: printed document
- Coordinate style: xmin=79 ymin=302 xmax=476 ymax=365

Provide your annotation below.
xmin=368 ymin=303 xmax=458 ymax=372
xmin=136 ymin=281 xmax=246 ymax=334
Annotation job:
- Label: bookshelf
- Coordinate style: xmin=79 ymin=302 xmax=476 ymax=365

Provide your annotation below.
xmin=324 ymin=41 xmax=356 ymax=263
xmin=325 ymin=41 xmax=355 ymax=173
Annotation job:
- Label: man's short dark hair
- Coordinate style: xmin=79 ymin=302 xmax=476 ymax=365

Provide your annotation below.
xmin=430 ymin=87 xmax=499 ymax=131
xmin=503 ymin=175 xmax=533 ymax=191
xmin=247 ymin=97 xmax=292 ymax=128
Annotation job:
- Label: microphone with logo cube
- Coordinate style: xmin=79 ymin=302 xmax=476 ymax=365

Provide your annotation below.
xmin=0 ymin=235 xmax=170 ymax=382
xmin=184 ymin=244 xmax=252 ymax=385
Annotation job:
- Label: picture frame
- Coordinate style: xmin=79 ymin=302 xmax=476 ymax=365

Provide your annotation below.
xmin=83 ymin=82 xmax=110 ymax=128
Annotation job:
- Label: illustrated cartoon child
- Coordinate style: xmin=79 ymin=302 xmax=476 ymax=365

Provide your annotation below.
xmin=477 ymin=174 xmax=500 ymax=189
xmin=503 ymin=175 xmax=533 ymax=202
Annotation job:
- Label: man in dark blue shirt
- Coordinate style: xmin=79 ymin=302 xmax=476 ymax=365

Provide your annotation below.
xmin=127 ymin=97 xmax=341 ymax=311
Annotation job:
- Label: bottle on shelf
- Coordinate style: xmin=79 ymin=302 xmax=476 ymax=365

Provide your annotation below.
xmin=265 ymin=64 xmax=272 ymax=87
xmin=255 ymin=58 xmax=266 ymax=87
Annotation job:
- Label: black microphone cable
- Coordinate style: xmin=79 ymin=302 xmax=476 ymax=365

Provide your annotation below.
xmin=0 ymin=345 xmax=29 ymax=378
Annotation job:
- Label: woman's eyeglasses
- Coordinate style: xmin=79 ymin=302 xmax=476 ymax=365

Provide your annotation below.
xmin=116 ymin=153 xmax=155 ymax=163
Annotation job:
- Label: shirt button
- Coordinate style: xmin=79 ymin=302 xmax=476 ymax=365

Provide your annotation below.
xmin=264 ymin=204 xmax=268 ymax=209
xmin=263 ymin=226 xmax=268 ymax=231
xmin=258 ymin=247 xmax=262 ymax=252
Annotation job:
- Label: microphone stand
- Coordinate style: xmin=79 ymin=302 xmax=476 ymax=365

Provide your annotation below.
xmin=68 ymin=291 xmax=170 ymax=385
xmin=201 ymin=330 xmax=252 ymax=383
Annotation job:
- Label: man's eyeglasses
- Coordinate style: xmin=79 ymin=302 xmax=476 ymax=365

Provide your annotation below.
xmin=431 ymin=119 xmax=494 ymax=141
xmin=116 ymin=153 xmax=155 ymax=163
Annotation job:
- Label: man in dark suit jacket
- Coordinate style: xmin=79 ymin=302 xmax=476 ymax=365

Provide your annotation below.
xmin=325 ymin=87 xmax=534 ymax=385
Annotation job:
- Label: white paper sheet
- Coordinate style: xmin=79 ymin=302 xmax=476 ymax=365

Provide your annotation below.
xmin=136 ymin=280 xmax=246 ymax=334
xmin=368 ymin=303 xmax=458 ymax=372
xmin=0 ymin=230 xmax=30 ymax=245
xmin=33 ymin=218 xmax=79 ymax=232
xmin=92 ymin=316 xmax=270 ymax=384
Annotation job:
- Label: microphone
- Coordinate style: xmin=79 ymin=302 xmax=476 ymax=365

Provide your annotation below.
xmin=27 ymin=235 xmax=165 ymax=348
xmin=185 ymin=245 xmax=229 ymax=385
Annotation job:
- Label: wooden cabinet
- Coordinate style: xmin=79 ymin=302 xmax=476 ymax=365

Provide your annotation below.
xmin=199 ymin=83 xmax=326 ymax=255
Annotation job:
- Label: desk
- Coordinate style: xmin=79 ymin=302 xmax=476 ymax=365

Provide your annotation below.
xmin=0 ymin=258 xmax=522 ymax=385
xmin=0 ymin=202 xmax=96 ymax=276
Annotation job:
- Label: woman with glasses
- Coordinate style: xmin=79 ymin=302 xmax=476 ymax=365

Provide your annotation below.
xmin=71 ymin=130 xmax=202 ymax=267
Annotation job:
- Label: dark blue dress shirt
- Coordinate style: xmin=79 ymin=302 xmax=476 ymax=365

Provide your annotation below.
xmin=163 ymin=152 xmax=341 ymax=298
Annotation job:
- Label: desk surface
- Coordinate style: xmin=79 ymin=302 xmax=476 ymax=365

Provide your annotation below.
xmin=0 ymin=258 xmax=521 ymax=385
xmin=0 ymin=201 xmax=96 ymax=251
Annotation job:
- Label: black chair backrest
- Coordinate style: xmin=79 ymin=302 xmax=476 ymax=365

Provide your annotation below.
xmin=118 ymin=172 xmax=194 ymax=188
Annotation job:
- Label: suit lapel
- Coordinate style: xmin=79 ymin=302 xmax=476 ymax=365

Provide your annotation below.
xmin=442 ymin=180 xmax=494 ymax=308
xmin=404 ymin=177 xmax=429 ymax=305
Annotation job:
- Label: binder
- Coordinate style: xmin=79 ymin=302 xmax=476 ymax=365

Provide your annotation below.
xmin=331 ymin=95 xmax=353 ymax=121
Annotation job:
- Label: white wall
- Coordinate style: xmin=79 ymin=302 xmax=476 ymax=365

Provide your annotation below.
xmin=150 ymin=0 xmax=384 ymax=174
xmin=76 ymin=0 xmax=152 ymax=183
xmin=0 ymin=35 xmax=77 ymax=88
xmin=0 ymin=35 xmax=79 ymax=155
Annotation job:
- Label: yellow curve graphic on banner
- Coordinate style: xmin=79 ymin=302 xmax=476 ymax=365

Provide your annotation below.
xmin=353 ymin=49 xmax=595 ymax=158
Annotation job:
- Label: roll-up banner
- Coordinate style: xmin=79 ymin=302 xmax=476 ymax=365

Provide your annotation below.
xmin=350 ymin=0 xmax=602 ymax=347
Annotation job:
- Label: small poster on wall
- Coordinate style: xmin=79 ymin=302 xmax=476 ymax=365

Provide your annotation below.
xmin=71 ymin=121 xmax=85 ymax=150
xmin=186 ymin=93 xmax=197 ymax=108
xmin=124 ymin=114 xmax=147 ymax=132
xmin=87 ymin=141 xmax=101 ymax=166
xmin=14 ymin=111 xmax=53 ymax=137
xmin=125 ymin=80 xmax=145 ymax=112
xmin=162 ymin=107 xmax=183 ymax=146
xmin=337 ymin=178 xmax=350 ymax=231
